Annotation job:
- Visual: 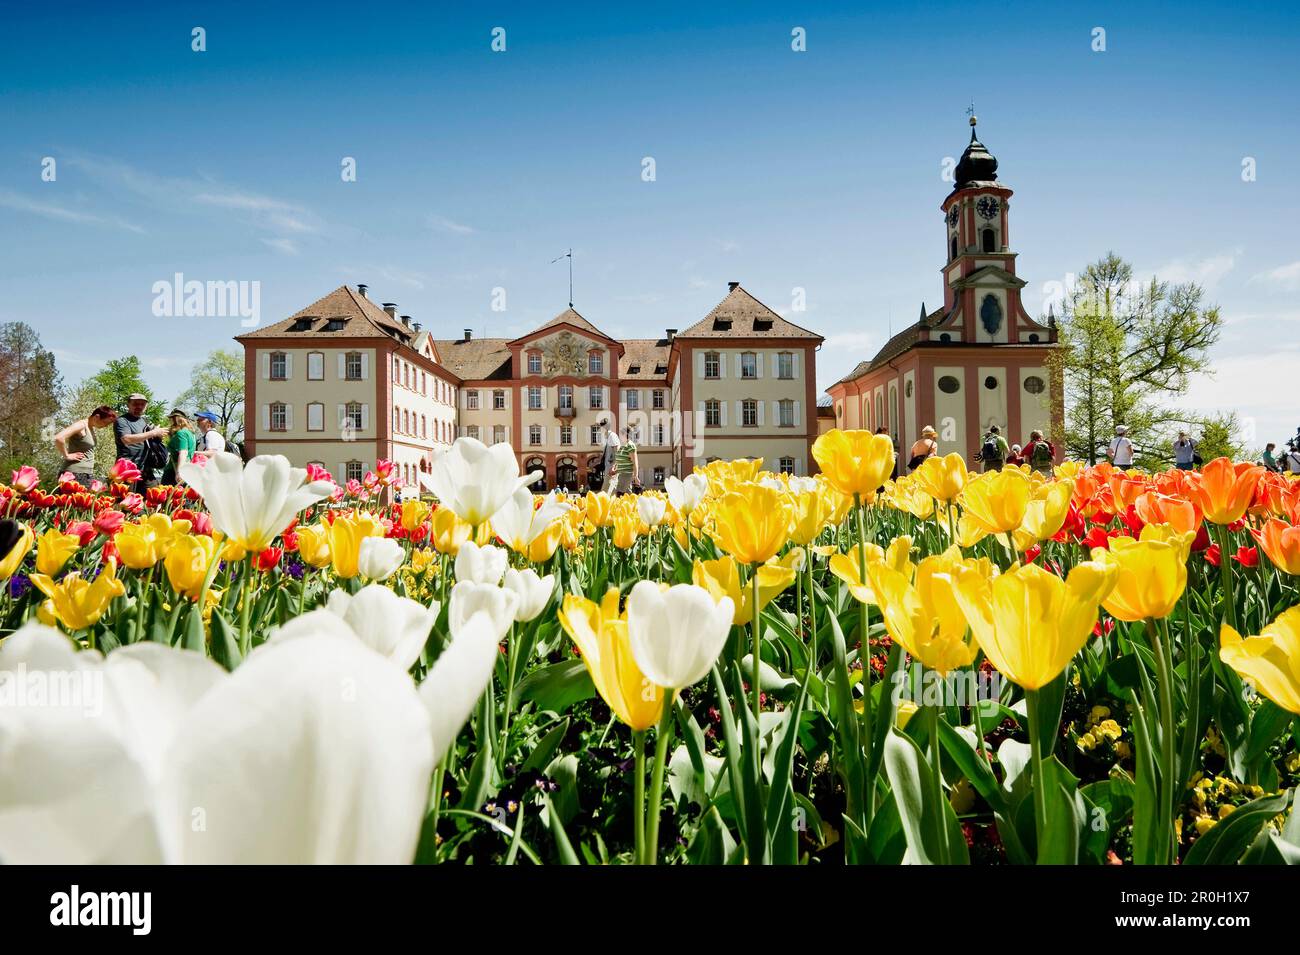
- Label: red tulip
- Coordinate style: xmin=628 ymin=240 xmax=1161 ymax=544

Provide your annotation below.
xmin=254 ymin=547 xmax=283 ymax=572
xmin=107 ymin=459 xmax=142 ymax=484
xmin=93 ymin=509 xmax=126 ymax=536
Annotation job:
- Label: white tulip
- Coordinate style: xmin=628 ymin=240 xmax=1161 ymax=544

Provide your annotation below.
xmin=454 ymin=540 xmax=508 ymax=586
xmin=0 ymin=620 xmax=435 ymax=864
xmin=357 ymin=536 xmax=405 ymax=581
xmin=665 ymin=473 xmax=708 ymax=515
xmin=275 ymin=586 xmax=438 ymax=671
xmin=788 ymin=475 xmax=820 ymax=496
xmin=637 ymin=494 xmax=667 ymax=528
xmin=419 ymin=610 xmax=502 ymax=763
xmin=448 ymin=580 xmax=518 ymax=642
xmin=626 ymin=581 xmax=733 ymax=690
xmin=418 ymin=437 xmax=542 ymax=527
xmin=490 ymin=487 xmax=570 ymax=552
xmin=178 ymin=452 xmax=334 ymax=553
xmin=502 ymin=567 xmax=555 ymax=622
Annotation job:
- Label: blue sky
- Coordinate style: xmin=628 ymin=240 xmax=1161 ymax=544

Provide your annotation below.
xmin=2 ymin=1 xmax=1297 ymax=446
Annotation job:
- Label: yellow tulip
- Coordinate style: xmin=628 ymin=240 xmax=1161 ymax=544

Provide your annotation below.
xmin=585 ymin=491 xmax=615 ymax=528
xmin=959 ymin=468 xmax=1031 ymax=535
xmin=712 ymin=482 xmax=792 ymax=566
xmin=0 ymin=523 xmax=34 ymax=580
xmin=142 ymin=513 xmax=192 ymax=548
xmin=1091 ymin=525 xmax=1195 ymax=621
xmin=400 ymin=499 xmax=431 ymax=532
xmin=526 ymin=522 xmax=564 ymax=563
xmin=866 ymin=547 xmax=980 ymax=675
xmin=912 ymin=452 xmax=969 ymax=503
xmin=30 ymin=559 xmax=127 ymax=631
xmin=788 ymin=488 xmax=832 ymax=546
xmin=35 ymin=528 xmax=80 ymax=577
xmin=950 ymin=560 xmax=1118 ymax=690
xmin=410 ymin=547 xmax=437 ymax=575
xmin=888 ymin=479 xmax=936 ymax=520
xmin=1013 ymin=479 xmax=1074 ymax=551
xmin=329 ymin=512 xmax=386 ymax=579
xmin=429 ymin=507 xmax=472 ymax=556
xmin=558 ymin=590 xmax=664 ymax=731
xmin=295 ymin=523 xmax=333 ymax=568
xmin=115 ymin=523 xmax=161 ymax=570
xmin=812 ymin=429 xmax=896 ymax=498
xmin=611 ymin=509 xmax=640 ymax=549
xmin=693 ymin=553 xmax=797 ymax=627
xmin=164 ymin=533 xmax=218 ymax=599
xmin=828 ymin=537 xmax=912 ymax=604
xmin=1219 ymin=605 xmax=1300 ymax=715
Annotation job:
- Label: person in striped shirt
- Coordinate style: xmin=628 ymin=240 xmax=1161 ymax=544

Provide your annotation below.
xmin=613 ymin=428 xmax=640 ymax=495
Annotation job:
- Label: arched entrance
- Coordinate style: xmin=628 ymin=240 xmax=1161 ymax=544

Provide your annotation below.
xmin=556 ymin=456 xmax=578 ymax=493
xmin=586 ymin=454 xmax=603 ymax=491
xmin=525 ymin=457 xmax=546 ymax=493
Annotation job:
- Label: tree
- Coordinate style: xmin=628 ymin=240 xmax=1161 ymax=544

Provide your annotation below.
xmin=82 ymin=357 xmax=162 ymax=423
xmin=1047 ymin=252 xmax=1230 ymax=469
xmin=0 ymin=322 xmax=63 ymax=477
xmin=173 ymin=349 xmax=245 ymax=443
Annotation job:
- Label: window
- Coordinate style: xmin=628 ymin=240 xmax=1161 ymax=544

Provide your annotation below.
xmin=905 ymin=380 xmax=913 ymax=398
xmin=493 ymin=390 xmax=506 ymax=410
xmin=421 ymin=416 xmax=427 ymax=438
xmin=704 ymin=352 xmax=720 ymax=379
xmin=560 ymin=425 xmax=573 ymax=446
xmin=589 ymin=386 xmax=604 ymax=410
xmin=345 ymin=352 xmax=363 ymax=380
xmin=652 ymin=389 xmax=665 ymax=410
xmin=269 ymin=401 xmax=288 ymax=431
xmin=346 ymin=461 xmax=364 ymax=483
xmin=589 ymin=351 xmax=603 ymax=374
xmin=741 ymin=353 xmax=757 ymax=379
xmin=1028 ymin=333 xmax=1040 ymax=343
xmin=345 ymin=401 xmax=362 ymax=431
xmin=626 ymin=389 xmax=639 ymax=410
xmin=529 ymin=386 xmax=542 ymax=410
xmin=984 ymin=376 xmax=999 ymax=390
xmin=590 ymin=425 xmax=601 ymax=445
xmin=1024 ymin=375 xmax=1046 ymax=395
xmin=779 ymin=456 xmax=795 ymax=475
xmin=528 ymin=352 xmax=542 ymax=374
xmin=777 ymin=352 xmax=794 ymax=379
xmin=950 ymin=236 xmax=958 ymax=261
xmin=467 ymin=425 xmax=480 ymax=440
xmin=779 ymin=399 xmax=794 ymax=427
xmin=393 ymin=356 xmax=401 ymax=380
xmin=982 ymin=228 xmax=996 ymax=253
xmin=326 ymin=319 xmax=346 ymax=332
xmin=980 ymin=294 xmax=1003 ymax=335
xmin=308 ymin=352 xmax=324 ymax=380
xmin=467 ymin=390 xmax=480 ymax=410
xmin=493 ymin=425 xmax=507 ymax=444
xmin=307 ymin=402 xmax=324 ymax=431
xmin=654 ymin=422 xmax=665 ymax=446
xmin=393 ymin=409 xmax=400 ymax=432
xmin=705 ymin=399 xmax=721 ymax=428
xmin=559 ymin=385 xmax=573 ymax=409
xmin=628 ymin=364 xmax=641 ymax=375
xmin=404 ymin=410 xmax=411 ymax=433
xmin=652 ymin=467 xmax=665 ymax=487
xmin=529 ymin=425 xmax=542 ymax=446
xmin=937 ymin=375 xmax=961 ymax=394
xmin=742 ymin=399 xmax=758 ymax=427
xmin=270 ymin=352 xmax=288 ymax=380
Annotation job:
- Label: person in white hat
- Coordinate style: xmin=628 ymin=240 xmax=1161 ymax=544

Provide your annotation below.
xmin=1107 ymin=425 xmax=1135 ymax=468
xmin=113 ymin=393 xmax=168 ymax=491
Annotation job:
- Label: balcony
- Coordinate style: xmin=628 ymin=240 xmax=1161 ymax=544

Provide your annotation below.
xmin=554 ymin=406 xmax=576 ymax=419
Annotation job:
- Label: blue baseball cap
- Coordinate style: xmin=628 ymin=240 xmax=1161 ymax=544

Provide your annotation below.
xmin=196 ymin=410 xmax=220 ymax=422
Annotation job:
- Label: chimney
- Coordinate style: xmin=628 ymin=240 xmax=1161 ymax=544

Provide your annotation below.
xmin=357 ymin=284 xmax=369 ymax=298
xmin=412 ymin=322 xmax=422 ymax=332
xmin=728 ymin=281 xmax=740 ymax=292
xmin=463 ymin=328 xmax=473 ymax=341
xmin=666 ymin=328 xmax=677 ymax=342
xmin=400 ymin=314 xmax=412 ymax=328
xmin=382 ymin=302 xmax=398 ymax=319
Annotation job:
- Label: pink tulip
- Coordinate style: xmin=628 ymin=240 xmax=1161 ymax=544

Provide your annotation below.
xmin=10 ymin=466 xmax=39 ymax=494
xmin=107 ymin=459 xmax=142 ymax=484
xmin=93 ymin=509 xmax=126 ymax=536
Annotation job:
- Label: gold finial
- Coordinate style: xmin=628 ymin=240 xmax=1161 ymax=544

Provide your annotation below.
xmin=966 ymin=102 xmax=977 ymax=126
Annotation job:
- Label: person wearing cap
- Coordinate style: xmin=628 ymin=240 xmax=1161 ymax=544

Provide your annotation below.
xmin=1173 ymin=430 xmax=1197 ymax=470
xmin=113 ymin=393 xmax=168 ymax=491
xmin=163 ymin=409 xmax=196 ymax=485
xmin=195 ymin=410 xmax=227 ymax=457
xmin=1107 ymin=425 xmax=1135 ymax=468
xmin=907 ymin=425 xmax=939 ymax=472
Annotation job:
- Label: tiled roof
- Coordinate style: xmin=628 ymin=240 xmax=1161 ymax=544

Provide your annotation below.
xmin=236 ymin=285 xmax=415 ymax=342
xmin=677 ymin=285 xmax=823 ymax=340
xmin=433 ymin=337 xmax=512 ymax=380
xmin=619 ymin=338 xmax=671 ymax=380
xmin=513 ymin=307 xmax=616 ymax=344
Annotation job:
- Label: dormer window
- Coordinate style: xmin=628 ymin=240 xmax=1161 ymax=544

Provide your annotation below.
xmin=325 ymin=318 xmax=346 ymax=332
xmin=712 ymin=318 xmax=732 ymax=331
xmin=628 ymin=364 xmax=641 ymax=374
xmin=654 ymin=363 xmax=667 ymax=375
xmin=753 ymin=318 xmax=773 ymax=332
xmin=291 ymin=317 xmax=315 ymax=332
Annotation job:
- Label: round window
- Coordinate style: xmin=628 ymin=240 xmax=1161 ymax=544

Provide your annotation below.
xmin=835 ymin=403 xmax=843 ymax=419
xmin=1028 ymin=333 xmax=1040 ymax=343
xmin=939 ymin=333 xmax=952 ymax=343
xmin=937 ymin=375 xmax=960 ymax=394
xmin=1024 ymin=375 xmax=1046 ymax=395
xmin=905 ymin=380 xmax=913 ymax=398
xmin=984 ymin=376 xmax=998 ymax=390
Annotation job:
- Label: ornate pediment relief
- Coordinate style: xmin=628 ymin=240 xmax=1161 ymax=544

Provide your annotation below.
xmin=541 ymin=331 xmax=590 ymax=377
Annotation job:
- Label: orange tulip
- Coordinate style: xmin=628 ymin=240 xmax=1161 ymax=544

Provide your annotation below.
xmin=1195 ymin=458 xmax=1265 ymax=526
xmin=1134 ymin=491 xmax=1202 ymax=536
xmin=1255 ymin=519 xmax=1300 ymax=575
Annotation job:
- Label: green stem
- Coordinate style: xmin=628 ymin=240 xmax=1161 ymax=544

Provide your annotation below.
xmin=853 ymin=494 xmax=875 ymax=818
xmin=925 ymin=698 xmax=949 ymax=863
xmin=1145 ymin=617 xmax=1178 ymax=864
xmin=643 ymin=690 xmax=677 ymax=865
xmin=1026 ymin=688 xmax=1049 ymax=861
xmin=238 ymin=555 xmax=254 ymax=656
xmin=750 ymin=564 xmax=762 ymax=720
xmin=633 ymin=729 xmax=647 ymax=864
xmin=1213 ymin=522 xmax=1239 ymax=632
xmin=501 ymin=621 xmax=518 ymax=770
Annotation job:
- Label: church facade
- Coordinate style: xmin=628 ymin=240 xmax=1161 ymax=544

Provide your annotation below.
xmin=827 ymin=119 xmax=1062 ymax=463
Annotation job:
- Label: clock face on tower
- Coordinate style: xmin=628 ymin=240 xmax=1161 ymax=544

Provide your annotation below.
xmin=946 ymin=206 xmax=959 ymax=226
xmin=976 ymin=196 xmax=1000 ymax=220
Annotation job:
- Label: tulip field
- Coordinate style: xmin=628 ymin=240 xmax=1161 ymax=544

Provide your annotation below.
xmin=1 ymin=432 xmax=1298 ymax=865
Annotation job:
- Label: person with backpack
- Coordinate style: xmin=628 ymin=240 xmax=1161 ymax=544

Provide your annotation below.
xmin=1023 ymin=430 xmax=1056 ymax=476
xmin=1173 ymin=431 xmax=1197 ymax=471
xmin=1260 ymin=442 xmax=1281 ymax=473
xmin=1106 ymin=425 xmax=1135 ymax=469
xmin=907 ymin=425 xmax=939 ymax=472
xmin=113 ymin=393 xmax=169 ymax=492
xmin=162 ymin=408 xmax=197 ymax=485
xmin=1285 ymin=445 xmax=1300 ymax=476
xmin=978 ymin=424 xmax=1009 ymax=472
xmin=195 ymin=411 xmax=227 ymax=458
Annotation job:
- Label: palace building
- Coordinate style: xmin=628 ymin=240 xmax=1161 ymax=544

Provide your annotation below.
xmin=237 ymin=281 xmax=821 ymax=494
xmin=826 ymin=119 xmax=1062 ymax=462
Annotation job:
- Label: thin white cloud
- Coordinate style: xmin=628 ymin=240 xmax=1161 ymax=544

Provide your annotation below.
xmin=0 ymin=189 xmax=144 ymax=233
xmin=1249 ymin=260 xmax=1300 ymax=292
xmin=260 ymin=237 xmax=299 ymax=255
xmin=429 ymin=215 xmax=475 ymax=235
xmin=1143 ymin=251 xmax=1238 ymax=290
